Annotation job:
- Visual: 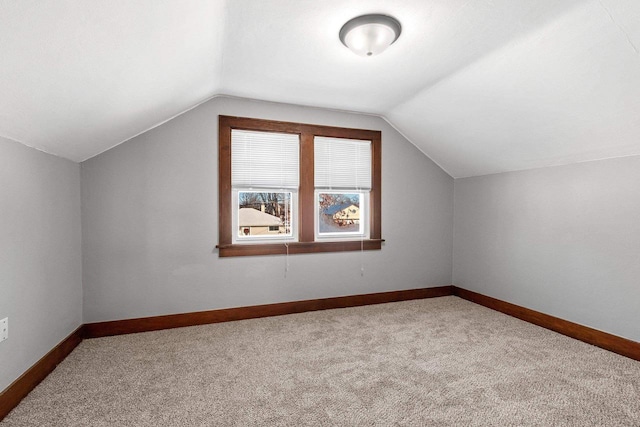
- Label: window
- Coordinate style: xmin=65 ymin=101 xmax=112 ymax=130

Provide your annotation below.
xmin=218 ymin=115 xmax=382 ymax=257
xmin=314 ymin=136 xmax=371 ymax=241
xmin=230 ymin=129 xmax=299 ymax=243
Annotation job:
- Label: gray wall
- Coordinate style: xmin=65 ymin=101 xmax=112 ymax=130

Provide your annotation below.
xmin=453 ymin=156 xmax=640 ymax=342
xmin=81 ymin=97 xmax=454 ymax=323
xmin=0 ymin=137 xmax=83 ymax=391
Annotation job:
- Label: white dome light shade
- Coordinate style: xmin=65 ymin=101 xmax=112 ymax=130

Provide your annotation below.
xmin=339 ymin=14 xmax=401 ymax=57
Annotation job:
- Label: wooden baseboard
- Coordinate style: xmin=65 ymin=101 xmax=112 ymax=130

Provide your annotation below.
xmin=453 ymin=286 xmax=640 ymax=361
xmin=85 ymin=286 xmax=454 ymax=338
xmin=0 ymin=325 xmax=84 ymax=421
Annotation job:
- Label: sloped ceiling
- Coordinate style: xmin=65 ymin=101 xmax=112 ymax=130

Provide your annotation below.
xmin=1 ymin=0 xmax=639 ymax=177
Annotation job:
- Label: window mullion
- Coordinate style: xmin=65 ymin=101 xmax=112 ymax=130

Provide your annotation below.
xmin=299 ymin=132 xmax=315 ymax=242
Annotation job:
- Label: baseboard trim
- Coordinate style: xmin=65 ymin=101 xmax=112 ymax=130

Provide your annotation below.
xmin=0 ymin=325 xmax=84 ymax=421
xmin=85 ymin=286 xmax=454 ymax=338
xmin=453 ymin=286 xmax=640 ymax=361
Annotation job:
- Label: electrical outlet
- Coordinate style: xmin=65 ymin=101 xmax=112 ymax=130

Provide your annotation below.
xmin=0 ymin=318 xmax=7 ymax=342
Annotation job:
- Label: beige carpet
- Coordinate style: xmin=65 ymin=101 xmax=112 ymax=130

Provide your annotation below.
xmin=2 ymin=296 xmax=639 ymax=426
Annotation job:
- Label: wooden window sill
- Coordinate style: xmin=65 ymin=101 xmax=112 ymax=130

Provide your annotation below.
xmin=216 ymin=239 xmax=384 ymax=257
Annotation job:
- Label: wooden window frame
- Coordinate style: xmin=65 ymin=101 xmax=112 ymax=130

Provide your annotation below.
xmin=217 ymin=115 xmax=382 ymax=257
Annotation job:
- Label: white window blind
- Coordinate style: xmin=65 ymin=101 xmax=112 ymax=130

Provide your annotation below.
xmin=314 ymin=137 xmax=372 ymax=190
xmin=232 ymin=129 xmax=300 ymax=189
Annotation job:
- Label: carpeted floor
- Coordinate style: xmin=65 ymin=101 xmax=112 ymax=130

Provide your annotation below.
xmin=2 ymin=296 xmax=639 ymax=426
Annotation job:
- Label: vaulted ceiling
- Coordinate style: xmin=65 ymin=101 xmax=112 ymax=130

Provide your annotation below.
xmin=1 ymin=0 xmax=639 ymax=177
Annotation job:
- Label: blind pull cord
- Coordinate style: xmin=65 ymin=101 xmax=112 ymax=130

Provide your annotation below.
xmin=360 ymin=237 xmax=364 ymax=277
xmin=284 ymin=242 xmax=290 ymax=278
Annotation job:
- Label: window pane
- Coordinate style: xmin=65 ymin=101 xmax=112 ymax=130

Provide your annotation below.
xmin=318 ymin=192 xmax=364 ymax=236
xmin=238 ymin=191 xmax=293 ymax=238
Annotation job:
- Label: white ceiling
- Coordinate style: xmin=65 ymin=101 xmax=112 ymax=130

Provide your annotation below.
xmin=1 ymin=0 xmax=639 ymax=177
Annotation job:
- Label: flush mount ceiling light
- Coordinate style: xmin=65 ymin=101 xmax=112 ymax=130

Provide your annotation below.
xmin=339 ymin=14 xmax=402 ymax=57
